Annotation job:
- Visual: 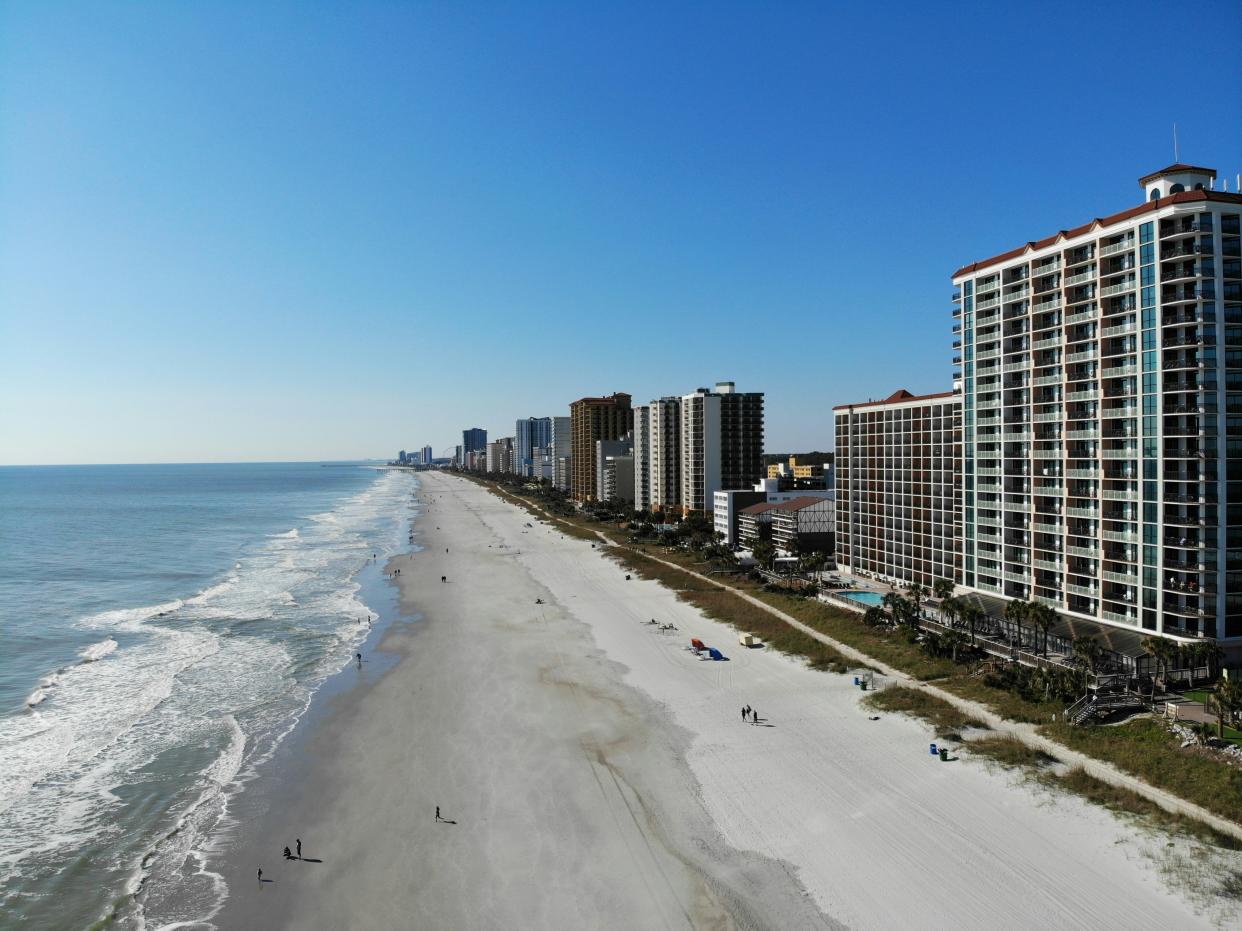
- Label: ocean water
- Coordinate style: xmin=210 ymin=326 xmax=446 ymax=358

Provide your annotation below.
xmin=0 ymin=463 xmax=418 ymax=928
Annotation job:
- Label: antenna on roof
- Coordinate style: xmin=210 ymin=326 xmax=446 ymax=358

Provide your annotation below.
xmin=1173 ymin=123 xmax=1179 ymax=162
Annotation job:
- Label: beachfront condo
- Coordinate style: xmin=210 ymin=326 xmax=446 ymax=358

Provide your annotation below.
xmin=834 ymin=390 xmax=963 ymax=588
xmin=462 ymin=427 xmax=488 ymax=456
xmin=649 ymin=396 xmax=683 ymax=513
xmin=952 ymin=163 xmax=1242 ymax=644
xmin=514 ymin=417 xmax=554 ymax=477
xmin=569 ymin=393 xmax=633 ymax=502
xmin=678 ymin=382 xmax=765 ymax=515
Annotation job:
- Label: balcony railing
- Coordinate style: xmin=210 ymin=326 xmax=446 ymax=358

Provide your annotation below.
xmin=1100 ymin=239 xmax=1135 ymax=257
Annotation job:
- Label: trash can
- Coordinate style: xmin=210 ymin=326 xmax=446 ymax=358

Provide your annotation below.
xmin=859 ymin=681 xmax=867 ymax=691
xmin=939 ymin=748 xmax=949 ymax=762
xmin=853 ymin=676 xmax=860 ymax=686
xmin=929 ymin=743 xmax=938 ymax=756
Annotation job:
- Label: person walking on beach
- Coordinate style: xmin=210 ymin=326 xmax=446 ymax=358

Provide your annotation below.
xmin=296 ymin=838 xmax=302 ymax=858
xmin=435 ymin=805 xmax=441 ymax=822
xmin=257 ymin=867 xmax=263 ymax=882
xmin=752 ymin=708 xmax=758 ymax=724
xmin=741 ymin=706 xmax=746 ymax=722
xmin=356 ymin=652 xmax=362 ymax=668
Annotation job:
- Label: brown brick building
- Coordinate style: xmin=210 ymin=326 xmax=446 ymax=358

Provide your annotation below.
xmin=570 ymin=393 xmax=633 ymax=502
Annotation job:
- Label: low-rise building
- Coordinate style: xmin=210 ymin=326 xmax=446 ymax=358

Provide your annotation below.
xmin=714 ymin=478 xmax=834 ymax=548
xmin=738 ymin=497 xmax=835 ymax=554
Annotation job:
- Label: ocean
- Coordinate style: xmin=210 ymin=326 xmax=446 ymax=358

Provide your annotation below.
xmin=0 ymin=462 xmax=418 ymax=928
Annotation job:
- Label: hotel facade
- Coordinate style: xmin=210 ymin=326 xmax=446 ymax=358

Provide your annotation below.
xmin=569 ymin=393 xmax=633 ymax=502
xmin=951 ymin=165 xmax=1241 ymax=643
xmin=679 ymin=382 xmax=765 ymax=514
xmin=834 ymin=390 xmax=963 ymax=588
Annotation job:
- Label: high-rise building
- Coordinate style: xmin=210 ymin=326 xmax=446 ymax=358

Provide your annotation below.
xmin=570 ymin=393 xmax=632 ymax=502
xmin=514 ymin=417 xmax=554 ymax=476
xmin=422 ymin=445 xmax=434 ymax=465
xmin=595 ymin=435 xmax=633 ymax=502
xmin=601 ymin=454 xmax=635 ymax=504
xmin=486 ymin=437 xmax=514 ymax=475
xmin=952 ymin=164 xmax=1241 ymax=642
xmin=649 ymin=396 xmax=682 ymax=512
xmin=834 ymin=390 xmax=963 ymax=588
xmin=678 ymin=382 xmax=764 ymax=513
xmin=551 ymin=416 xmax=572 ymax=491
xmin=462 ymin=428 xmax=488 ymax=456
xmin=632 ymin=405 xmax=652 ymax=511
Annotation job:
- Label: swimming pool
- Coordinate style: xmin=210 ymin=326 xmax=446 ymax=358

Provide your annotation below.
xmin=838 ymin=591 xmax=884 ymax=606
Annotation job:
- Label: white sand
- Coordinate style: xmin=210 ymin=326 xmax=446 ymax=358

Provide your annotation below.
xmin=210 ymin=473 xmax=1216 ymax=930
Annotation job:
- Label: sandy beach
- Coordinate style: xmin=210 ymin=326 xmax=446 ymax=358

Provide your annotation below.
xmin=209 ymin=472 xmax=1220 ymax=930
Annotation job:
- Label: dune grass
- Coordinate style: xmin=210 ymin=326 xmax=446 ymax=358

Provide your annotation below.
xmin=1042 ymin=718 xmax=1242 ymax=827
xmin=966 ymin=735 xmax=1055 ymax=768
xmin=862 ymin=686 xmax=987 ymax=736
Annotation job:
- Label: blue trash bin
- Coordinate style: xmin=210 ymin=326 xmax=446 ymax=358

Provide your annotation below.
xmin=929 ymin=743 xmax=938 ymax=756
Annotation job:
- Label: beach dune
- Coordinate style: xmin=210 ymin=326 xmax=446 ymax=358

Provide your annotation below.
xmin=210 ymin=473 xmax=1216 ymax=930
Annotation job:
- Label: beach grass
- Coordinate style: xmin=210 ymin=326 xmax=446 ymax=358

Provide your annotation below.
xmin=1050 ymin=766 xmax=1242 ymax=852
xmin=1042 ymin=718 xmax=1242 ymax=828
xmin=966 ymin=735 xmax=1056 ymax=769
xmin=862 ymin=686 xmax=988 ymax=736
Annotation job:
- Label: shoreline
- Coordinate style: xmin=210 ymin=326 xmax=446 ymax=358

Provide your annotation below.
xmin=206 ymin=473 xmax=1225 ymax=929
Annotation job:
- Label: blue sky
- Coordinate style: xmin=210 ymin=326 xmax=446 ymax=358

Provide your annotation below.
xmin=2 ymin=1 xmax=1239 ymax=464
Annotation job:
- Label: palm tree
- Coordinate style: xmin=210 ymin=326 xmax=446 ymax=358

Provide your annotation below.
xmin=1072 ymin=635 xmax=1101 ymax=689
xmin=862 ymin=606 xmax=887 ymax=628
xmin=1005 ymin=599 xmax=1029 ymax=652
xmin=1154 ymin=638 xmax=1179 ymax=695
xmin=1210 ymin=678 xmax=1242 ymax=740
xmin=958 ymin=600 xmax=982 ymax=648
xmin=932 ymin=577 xmax=954 ymax=604
xmin=940 ymin=595 xmax=959 ymax=630
xmin=1140 ymin=636 xmax=1163 ymax=701
xmin=905 ymin=581 xmax=928 ymax=620
xmin=943 ymin=629 xmax=969 ymax=664
xmin=1028 ymin=603 xmax=1055 ymax=657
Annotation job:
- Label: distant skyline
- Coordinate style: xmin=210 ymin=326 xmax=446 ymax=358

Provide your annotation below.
xmin=2 ymin=1 xmax=1240 ymax=465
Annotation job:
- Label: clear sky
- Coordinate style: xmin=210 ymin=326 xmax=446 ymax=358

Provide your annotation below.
xmin=2 ymin=1 xmax=1239 ymax=465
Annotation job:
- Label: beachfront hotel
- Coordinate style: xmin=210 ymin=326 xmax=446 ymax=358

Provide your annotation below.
xmin=649 ymin=396 xmax=683 ymax=512
xmin=952 ymin=164 xmax=1242 ymax=644
xmin=679 ymin=382 xmax=765 ymax=514
xmin=834 ymin=390 xmax=963 ymax=588
xmin=569 ymin=392 xmax=633 ymax=502
xmin=514 ymin=416 xmax=553 ymax=477
xmin=462 ymin=427 xmax=487 ymax=457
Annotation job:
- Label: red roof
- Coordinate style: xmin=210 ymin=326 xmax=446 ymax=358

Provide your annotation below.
xmin=767 ymin=496 xmax=832 ymax=512
xmin=951 ymin=189 xmax=1242 ymax=279
xmin=1138 ymin=163 xmax=1216 ymax=185
xmin=739 ymin=502 xmax=780 ymax=515
xmin=832 ymin=389 xmax=958 ymax=412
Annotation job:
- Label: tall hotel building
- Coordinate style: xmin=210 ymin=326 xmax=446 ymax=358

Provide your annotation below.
xmin=649 ymin=397 xmax=683 ymax=512
xmin=569 ymin=393 xmax=633 ymax=502
xmin=679 ymin=382 xmax=764 ymax=514
xmin=834 ymin=390 xmax=963 ymax=587
xmin=952 ymin=164 xmax=1241 ymax=642
xmin=632 ymin=405 xmax=653 ymax=511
